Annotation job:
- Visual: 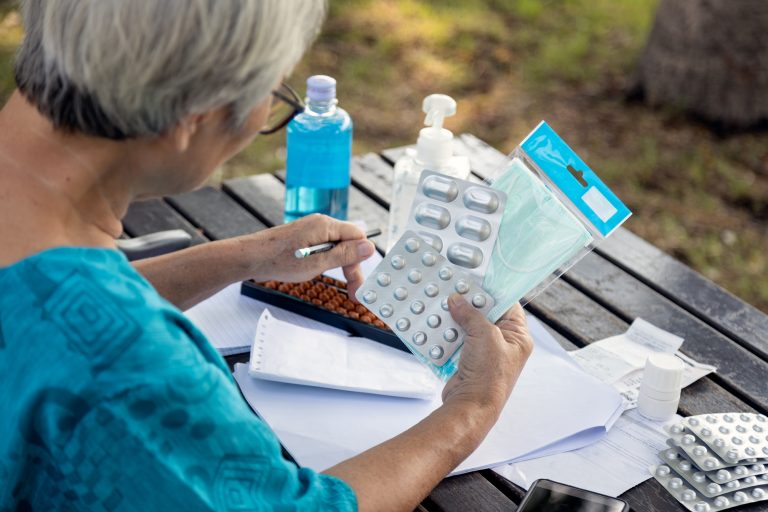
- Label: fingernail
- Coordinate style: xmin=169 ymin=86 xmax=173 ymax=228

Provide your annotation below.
xmin=357 ymin=240 xmax=374 ymax=257
xmin=448 ymin=293 xmax=463 ymax=307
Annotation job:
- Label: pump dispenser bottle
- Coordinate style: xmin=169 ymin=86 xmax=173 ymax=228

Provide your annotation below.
xmin=386 ymin=94 xmax=470 ymax=251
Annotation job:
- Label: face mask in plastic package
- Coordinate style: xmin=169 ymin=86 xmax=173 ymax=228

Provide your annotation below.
xmin=654 ymin=455 xmax=768 ymax=498
xmin=659 ymin=447 xmax=768 ymax=484
xmin=682 ymin=413 xmax=768 ymax=463
xmin=482 ymin=157 xmax=594 ymax=322
xmin=356 ymin=230 xmax=495 ymax=380
xmin=666 ymin=426 xmax=765 ymax=472
xmin=404 ymin=170 xmax=507 ymax=280
xmin=651 ymin=464 xmax=768 ymax=511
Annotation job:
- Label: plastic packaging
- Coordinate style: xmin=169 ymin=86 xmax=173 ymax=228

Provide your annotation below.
xmin=683 ymin=413 xmax=768 ymax=463
xmin=386 ymin=94 xmax=470 ymax=251
xmin=481 ymin=121 xmax=632 ymax=322
xmin=659 ymin=447 xmax=768 ymax=484
xmin=355 ymin=230 xmax=495 ymax=379
xmin=638 ymin=353 xmax=684 ymax=421
xmin=404 ymin=170 xmax=507 ymax=279
xmin=285 ymin=75 xmax=352 ymax=222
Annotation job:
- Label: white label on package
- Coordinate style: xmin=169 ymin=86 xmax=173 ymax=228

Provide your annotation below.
xmin=582 ymin=187 xmax=618 ymax=223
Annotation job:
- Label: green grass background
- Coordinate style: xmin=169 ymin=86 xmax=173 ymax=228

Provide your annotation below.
xmin=1 ymin=1 xmax=766 ymax=312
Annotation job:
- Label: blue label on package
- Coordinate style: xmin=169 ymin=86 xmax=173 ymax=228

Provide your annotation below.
xmin=520 ymin=121 xmax=631 ymax=236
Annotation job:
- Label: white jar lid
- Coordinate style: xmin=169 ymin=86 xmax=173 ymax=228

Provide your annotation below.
xmin=643 ymin=353 xmax=684 ymax=392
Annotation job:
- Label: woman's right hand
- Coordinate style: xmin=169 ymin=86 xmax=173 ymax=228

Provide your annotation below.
xmin=442 ymin=295 xmax=534 ymax=421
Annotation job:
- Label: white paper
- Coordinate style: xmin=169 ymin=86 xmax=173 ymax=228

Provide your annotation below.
xmin=248 ymin=309 xmax=439 ymax=399
xmin=495 ymin=409 xmax=681 ymax=497
xmin=569 ymin=318 xmax=715 ymax=409
xmin=184 ymin=283 xmax=347 ymax=355
xmin=233 ymin=315 xmax=625 ymax=475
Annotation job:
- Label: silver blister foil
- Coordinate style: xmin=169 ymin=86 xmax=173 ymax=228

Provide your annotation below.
xmin=355 ymin=230 xmax=494 ymax=368
xmin=659 ymin=447 xmax=768 ymax=484
xmin=683 ymin=413 xmax=768 ymax=463
xmin=405 ymin=170 xmax=507 ymax=279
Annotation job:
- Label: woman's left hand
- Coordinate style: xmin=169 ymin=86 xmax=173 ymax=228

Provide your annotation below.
xmin=236 ymin=214 xmax=376 ymax=299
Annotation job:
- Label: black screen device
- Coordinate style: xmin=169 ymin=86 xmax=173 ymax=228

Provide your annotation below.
xmin=517 ymin=479 xmax=630 ymax=512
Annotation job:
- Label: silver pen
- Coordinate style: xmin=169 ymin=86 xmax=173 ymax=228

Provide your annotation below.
xmin=294 ymin=229 xmax=381 ymax=259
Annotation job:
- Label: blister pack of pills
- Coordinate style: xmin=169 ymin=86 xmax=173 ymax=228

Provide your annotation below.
xmin=356 ymin=230 xmax=495 ymax=379
xmin=405 ymin=170 xmax=507 ymax=279
xmin=683 ymin=413 xmax=768 ymax=463
xmin=651 ymin=464 xmax=768 ymax=511
xmin=659 ymin=447 xmax=768 ymax=483
xmin=655 ymin=457 xmax=768 ymax=498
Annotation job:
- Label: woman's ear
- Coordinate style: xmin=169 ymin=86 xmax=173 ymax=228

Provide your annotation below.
xmin=166 ymin=111 xmax=216 ymax=152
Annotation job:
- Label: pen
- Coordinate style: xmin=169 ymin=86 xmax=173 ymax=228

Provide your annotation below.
xmin=294 ymin=229 xmax=381 ymax=259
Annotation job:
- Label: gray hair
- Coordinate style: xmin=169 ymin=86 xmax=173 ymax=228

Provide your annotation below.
xmin=14 ymin=0 xmax=326 ymax=139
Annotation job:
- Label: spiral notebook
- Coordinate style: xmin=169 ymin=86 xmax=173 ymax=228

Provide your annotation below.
xmin=248 ymin=309 xmax=439 ymax=399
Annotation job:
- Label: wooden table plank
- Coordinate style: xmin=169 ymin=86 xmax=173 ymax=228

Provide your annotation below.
xmin=598 ymin=228 xmax=768 ymax=360
xmin=123 ymin=198 xmax=207 ymax=245
xmin=423 ymin=473 xmax=518 ymax=512
xmin=166 ymin=186 xmax=267 ymax=240
xmin=223 ymin=173 xmax=287 ymax=228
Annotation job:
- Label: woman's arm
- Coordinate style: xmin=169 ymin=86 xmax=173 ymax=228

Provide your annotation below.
xmin=133 ymin=215 xmax=375 ymax=310
xmin=324 ymin=298 xmax=534 ymax=511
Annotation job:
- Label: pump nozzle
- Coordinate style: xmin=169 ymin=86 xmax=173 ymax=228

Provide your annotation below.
xmin=423 ymin=94 xmax=457 ymax=131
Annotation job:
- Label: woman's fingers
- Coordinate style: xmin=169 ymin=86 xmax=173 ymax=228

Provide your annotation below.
xmin=447 ymin=293 xmax=493 ymax=338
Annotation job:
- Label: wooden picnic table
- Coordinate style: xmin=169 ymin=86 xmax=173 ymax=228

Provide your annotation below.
xmin=124 ymin=134 xmax=768 ymax=512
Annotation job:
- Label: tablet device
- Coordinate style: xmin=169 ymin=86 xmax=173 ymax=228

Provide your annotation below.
xmin=517 ymin=479 xmax=630 ymax=512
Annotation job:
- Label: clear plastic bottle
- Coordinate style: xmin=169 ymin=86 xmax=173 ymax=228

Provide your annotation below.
xmin=284 ymin=75 xmax=352 ymax=222
xmin=386 ymin=94 xmax=470 ymax=251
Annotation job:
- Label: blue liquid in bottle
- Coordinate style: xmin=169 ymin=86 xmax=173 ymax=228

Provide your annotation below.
xmin=284 ymin=75 xmax=352 ymax=222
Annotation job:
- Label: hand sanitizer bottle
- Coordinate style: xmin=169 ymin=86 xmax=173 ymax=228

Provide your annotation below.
xmin=284 ymin=75 xmax=352 ymax=222
xmin=386 ymin=94 xmax=470 ymax=251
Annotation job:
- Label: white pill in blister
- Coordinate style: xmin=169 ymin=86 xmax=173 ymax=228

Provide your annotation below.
xmin=679 ymin=460 xmax=692 ymax=471
xmin=744 ymin=476 xmax=756 ymax=485
xmin=706 ymin=415 xmax=717 ymax=424
xmin=447 ymin=243 xmax=483 ymax=269
xmin=693 ymin=446 xmax=706 ymax=456
xmin=391 ymin=255 xmax=405 ymax=270
xmin=429 ymin=345 xmax=444 ymax=359
xmin=704 ymin=458 xmax=718 ymax=469
xmin=725 ymin=480 xmax=738 ymax=489
xmin=682 ymin=434 xmax=696 ymax=445
xmin=379 ymin=304 xmax=393 ymax=317
xmin=471 ymin=294 xmax=487 ymax=308
xmin=690 ymin=418 xmax=700 ymax=426
xmin=735 ymin=466 xmax=747 ymax=476
xmin=719 ymin=426 xmax=730 ymax=434
xmin=377 ymin=272 xmax=392 ymax=287
xmin=463 ymin=186 xmax=500 ymax=214
xmin=410 ymin=300 xmax=425 ymax=315
xmin=412 ymin=331 xmax=426 ymax=346
xmin=726 ymin=449 xmax=739 ymax=460
xmin=396 ymin=318 xmax=410 ymax=331
xmin=424 ymin=283 xmax=439 ymax=297
xmin=681 ymin=489 xmax=696 ymax=501
xmin=713 ymin=497 xmax=729 ymax=507
xmin=740 ymin=414 xmax=751 ymax=422
xmin=736 ymin=425 xmax=747 ymax=433
xmin=749 ymin=435 xmax=760 ymax=443
xmin=754 ymin=425 xmax=764 ymax=433
xmin=758 ymin=415 xmax=767 ymax=422
xmin=763 ymin=447 xmax=768 ymax=456
xmin=443 ymin=328 xmax=458 ymax=342
xmin=671 ymin=424 xmax=685 ymax=434
xmin=706 ymin=483 xmax=721 ymax=494
xmin=693 ymin=472 xmax=706 ymax=483
xmin=665 ymin=450 xmax=679 ymax=460
xmin=441 ymin=298 xmax=449 ymax=311
xmin=754 ymin=464 xmax=765 ymax=471
xmin=422 ymin=175 xmax=459 ymax=203
xmin=724 ymin=414 xmax=734 ymax=423
xmin=733 ymin=491 xmax=747 ymax=502
xmin=417 ymin=231 xmax=443 ymax=252
xmin=427 ymin=315 xmax=441 ymax=328
xmin=393 ymin=287 xmax=408 ymax=301
xmin=455 ymin=216 xmax=492 ymax=242
xmin=716 ymin=470 xmax=730 ymax=481
xmin=656 ymin=466 xmax=671 ymax=477
xmin=714 ymin=438 xmax=726 ymax=448
xmin=700 ymin=428 xmax=712 ymax=437
xmin=438 ymin=266 xmax=453 ymax=280
xmin=746 ymin=447 xmax=757 ymax=457
xmin=404 ymin=237 xmax=421 ymax=253
xmin=363 ymin=290 xmax=377 ymax=304
xmin=669 ymin=477 xmax=683 ymax=489
xmin=693 ymin=503 xmax=709 ymax=512
xmin=753 ymin=488 xmax=765 ymax=498
xmin=415 ymin=203 xmax=451 ymax=230
xmin=455 ymin=279 xmax=470 ymax=294
xmin=421 ymin=252 xmax=437 ymax=267
xmin=408 ymin=269 xmax=422 ymax=284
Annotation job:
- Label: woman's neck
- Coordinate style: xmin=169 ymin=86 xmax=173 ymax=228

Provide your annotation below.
xmin=0 ymin=92 xmax=144 ymax=263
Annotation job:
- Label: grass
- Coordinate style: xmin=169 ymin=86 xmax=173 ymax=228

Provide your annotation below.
xmin=1 ymin=2 xmax=766 ymax=312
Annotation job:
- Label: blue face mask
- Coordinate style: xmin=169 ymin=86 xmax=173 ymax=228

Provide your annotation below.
xmin=483 ymin=157 xmax=593 ymax=322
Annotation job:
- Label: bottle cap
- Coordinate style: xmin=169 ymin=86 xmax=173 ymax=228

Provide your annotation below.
xmin=416 ymin=94 xmax=457 ymax=167
xmin=306 ymin=75 xmax=336 ymax=102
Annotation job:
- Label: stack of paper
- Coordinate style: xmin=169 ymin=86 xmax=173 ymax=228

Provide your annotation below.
xmin=233 ymin=315 xmax=625 ymax=475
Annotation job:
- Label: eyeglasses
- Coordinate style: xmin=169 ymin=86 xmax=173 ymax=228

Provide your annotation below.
xmin=259 ymin=82 xmax=305 ymax=135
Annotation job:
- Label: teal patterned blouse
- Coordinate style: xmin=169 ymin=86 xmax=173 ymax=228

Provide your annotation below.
xmin=0 ymin=247 xmax=357 ymax=511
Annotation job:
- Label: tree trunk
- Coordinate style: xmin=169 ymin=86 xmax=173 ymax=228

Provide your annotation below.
xmin=634 ymin=0 xmax=768 ymax=129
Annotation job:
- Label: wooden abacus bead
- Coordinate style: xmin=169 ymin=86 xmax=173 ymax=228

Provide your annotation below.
xmin=343 ymin=300 xmax=355 ymax=310
xmin=361 ymin=314 xmax=374 ymax=323
xmin=355 ymin=304 xmax=367 ymax=315
xmin=348 ymin=311 xmax=360 ymax=320
xmin=277 ymin=284 xmax=290 ymax=293
xmin=311 ymin=298 xmax=323 ymax=306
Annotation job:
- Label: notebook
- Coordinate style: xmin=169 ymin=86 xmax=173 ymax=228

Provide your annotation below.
xmin=248 ymin=309 xmax=440 ymax=399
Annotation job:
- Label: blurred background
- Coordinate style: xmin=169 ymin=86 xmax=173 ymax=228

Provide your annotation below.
xmin=0 ymin=0 xmax=766 ymax=312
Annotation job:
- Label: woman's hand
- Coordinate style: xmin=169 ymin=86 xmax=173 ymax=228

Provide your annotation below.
xmin=442 ymin=296 xmax=534 ymax=420
xmin=239 ymin=214 xmax=376 ymax=298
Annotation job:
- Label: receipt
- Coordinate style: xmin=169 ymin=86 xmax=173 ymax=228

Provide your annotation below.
xmin=569 ymin=318 xmax=716 ymax=409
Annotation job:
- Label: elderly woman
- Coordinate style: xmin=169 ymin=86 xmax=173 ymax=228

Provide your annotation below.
xmin=0 ymin=1 xmax=533 ymax=510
